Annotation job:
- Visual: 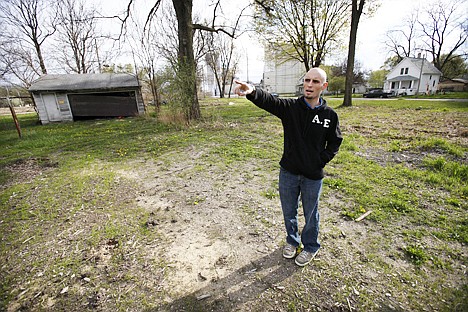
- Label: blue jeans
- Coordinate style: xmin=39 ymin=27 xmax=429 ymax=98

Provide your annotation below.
xmin=279 ymin=167 xmax=322 ymax=253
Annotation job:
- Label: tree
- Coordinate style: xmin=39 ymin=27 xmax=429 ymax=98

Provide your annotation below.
xmin=170 ymin=0 xmax=200 ymax=121
xmin=382 ymin=55 xmax=401 ymax=70
xmin=328 ymin=76 xmax=346 ymax=94
xmin=420 ymin=0 xmax=468 ymax=74
xmin=343 ymin=0 xmax=366 ymax=107
xmin=325 ymin=61 xmax=365 ymax=94
xmin=384 ymin=0 xmax=467 ymax=75
xmin=203 ymin=3 xmax=245 ymax=99
xmin=439 ymin=54 xmax=468 ymax=79
xmin=125 ymin=4 xmax=168 ymax=113
xmin=254 ymin=0 xmax=350 ymax=71
xmin=123 ymin=0 xmax=246 ymax=122
xmin=0 ymin=36 xmax=42 ymax=86
xmin=0 ymin=0 xmax=56 ymax=85
xmin=55 ymin=0 xmax=100 ymax=74
xmin=385 ymin=11 xmax=420 ymax=63
xmin=368 ymin=69 xmax=389 ymax=88
xmin=205 ymin=33 xmax=239 ymax=98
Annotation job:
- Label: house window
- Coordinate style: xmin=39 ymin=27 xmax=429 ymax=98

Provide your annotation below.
xmin=405 ymin=68 xmax=409 ymax=74
xmin=433 ymin=80 xmax=436 ymax=87
xmin=430 ymin=75 xmax=432 ymax=80
xmin=409 ymin=81 xmax=412 ymax=88
xmin=391 ymin=82 xmax=396 ymax=89
xmin=400 ymin=68 xmax=404 ymax=75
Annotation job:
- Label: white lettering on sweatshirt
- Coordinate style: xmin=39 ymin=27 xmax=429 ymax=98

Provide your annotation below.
xmin=311 ymin=115 xmax=331 ymax=128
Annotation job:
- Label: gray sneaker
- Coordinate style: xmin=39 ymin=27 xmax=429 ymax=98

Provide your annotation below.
xmin=282 ymin=243 xmax=298 ymax=259
xmin=295 ymin=250 xmax=318 ymax=266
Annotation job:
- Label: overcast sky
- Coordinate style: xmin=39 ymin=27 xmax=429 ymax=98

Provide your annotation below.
xmin=102 ymin=0 xmax=466 ymax=83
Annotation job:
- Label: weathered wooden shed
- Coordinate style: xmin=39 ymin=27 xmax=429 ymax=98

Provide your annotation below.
xmin=29 ymin=73 xmax=145 ymax=124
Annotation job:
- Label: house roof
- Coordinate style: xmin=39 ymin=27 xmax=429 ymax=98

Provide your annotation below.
xmin=453 ymin=78 xmax=468 ymax=84
xmin=29 ymin=73 xmax=140 ymax=92
xmin=439 ymin=78 xmax=468 ymax=85
xmin=387 ymin=75 xmax=420 ymax=82
xmin=407 ymin=57 xmax=442 ymax=75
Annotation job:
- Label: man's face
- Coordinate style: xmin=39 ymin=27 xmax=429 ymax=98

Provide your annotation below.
xmin=303 ymin=69 xmax=328 ymax=100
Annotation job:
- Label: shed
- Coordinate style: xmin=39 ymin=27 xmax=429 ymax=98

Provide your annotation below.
xmin=438 ymin=78 xmax=468 ymax=92
xmin=29 ymin=73 xmax=145 ymax=124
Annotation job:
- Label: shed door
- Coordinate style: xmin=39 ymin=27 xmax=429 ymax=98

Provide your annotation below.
xmin=42 ymin=93 xmax=62 ymax=122
xmin=68 ymin=92 xmax=137 ymax=118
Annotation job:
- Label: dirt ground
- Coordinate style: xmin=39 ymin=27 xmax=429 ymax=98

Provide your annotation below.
xmin=114 ymin=151 xmax=464 ymax=311
xmin=117 ymin=156 xmax=367 ymax=311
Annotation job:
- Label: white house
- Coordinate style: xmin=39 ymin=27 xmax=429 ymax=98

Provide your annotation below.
xmin=384 ymin=57 xmax=442 ymax=96
xmin=263 ymin=59 xmax=305 ymax=95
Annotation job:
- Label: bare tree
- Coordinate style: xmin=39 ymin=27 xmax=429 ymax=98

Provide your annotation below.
xmin=0 ymin=0 xmax=56 ymax=85
xmin=254 ymin=0 xmax=349 ymax=71
xmin=385 ymin=12 xmax=420 ymax=63
xmin=143 ymin=3 xmax=208 ymax=74
xmin=0 ymin=35 xmax=43 ymax=86
xmin=125 ymin=3 xmax=169 ymax=112
xmin=54 ymin=0 xmax=99 ymax=74
xmin=383 ymin=0 xmax=467 ymax=75
xmin=144 ymin=3 xmax=179 ymax=70
xmin=122 ymin=0 xmax=247 ymax=122
xmin=205 ymin=32 xmax=239 ymax=98
xmin=203 ymin=3 xmax=246 ymax=98
xmin=420 ymin=0 xmax=468 ymax=73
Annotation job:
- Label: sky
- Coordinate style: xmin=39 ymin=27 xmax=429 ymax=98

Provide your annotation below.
xmin=101 ymin=0 xmax=462 ymax=83
xmin=205 ymin=0 xmax=428 ymax=82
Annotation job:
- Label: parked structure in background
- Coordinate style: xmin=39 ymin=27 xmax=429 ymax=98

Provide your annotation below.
xmin=438 ymin=78 xmax=468 ymax=93
xmin=29 ymin=73 xmax=145 ymax=124
xmin=384 ymin=56 xmax=442 ymax=96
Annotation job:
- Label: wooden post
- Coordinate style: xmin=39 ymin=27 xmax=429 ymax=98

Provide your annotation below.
xmin=7 ymin=93 xmax=22 ymax=138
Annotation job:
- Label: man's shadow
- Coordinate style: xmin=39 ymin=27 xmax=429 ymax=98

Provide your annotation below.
xmin=147 ymin=248 xmax=307 ymax=312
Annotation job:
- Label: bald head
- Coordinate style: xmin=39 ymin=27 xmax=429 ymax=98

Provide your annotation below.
xmin=306 ymin=67 xmax=327 ymax=84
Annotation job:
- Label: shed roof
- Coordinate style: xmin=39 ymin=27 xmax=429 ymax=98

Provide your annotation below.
xmin=29 ymin=73 xmax=140 ymax=92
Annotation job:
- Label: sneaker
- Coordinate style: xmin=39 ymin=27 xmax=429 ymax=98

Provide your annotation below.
xmin=295 ymin=250 xmax=318 ymax=267
xmin=282 ymin=243 xmax=298 ymax=259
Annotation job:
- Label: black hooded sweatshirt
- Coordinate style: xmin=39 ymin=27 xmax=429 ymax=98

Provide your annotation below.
xmin=247 ymin=88 xmax=343 ymax=180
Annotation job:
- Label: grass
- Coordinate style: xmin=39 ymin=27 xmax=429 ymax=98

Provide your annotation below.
xmin=327 ymin=91 xmax=468 ymax=100
xmin=1 ymin=97 xmax=467 ymax=311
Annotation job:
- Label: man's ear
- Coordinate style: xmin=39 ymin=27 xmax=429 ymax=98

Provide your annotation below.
xmin=322 ymin=82 xmax=328 ymax=90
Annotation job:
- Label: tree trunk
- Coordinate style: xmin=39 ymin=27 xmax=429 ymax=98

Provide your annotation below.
xmin=34 ymin=41 xmax=48 ymax=75
xmin=172 ymin=0 xmax=200 ymax=121
xmin=343 ymin=0 xmax=365 ymax=107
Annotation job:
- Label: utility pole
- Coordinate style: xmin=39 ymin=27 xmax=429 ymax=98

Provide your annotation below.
xmin=246 ymin=52 xmax=249 ymax=83
xmin=416 ymin=53 xmax=425 ymax=98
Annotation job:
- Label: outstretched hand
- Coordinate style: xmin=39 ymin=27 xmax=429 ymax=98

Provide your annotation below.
xmin=234 ymin=80 xmax=254 ymax=96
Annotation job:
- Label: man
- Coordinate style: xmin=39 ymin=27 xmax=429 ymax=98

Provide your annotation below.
xmin=234 ymin=68 xmax=342 ymax=266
